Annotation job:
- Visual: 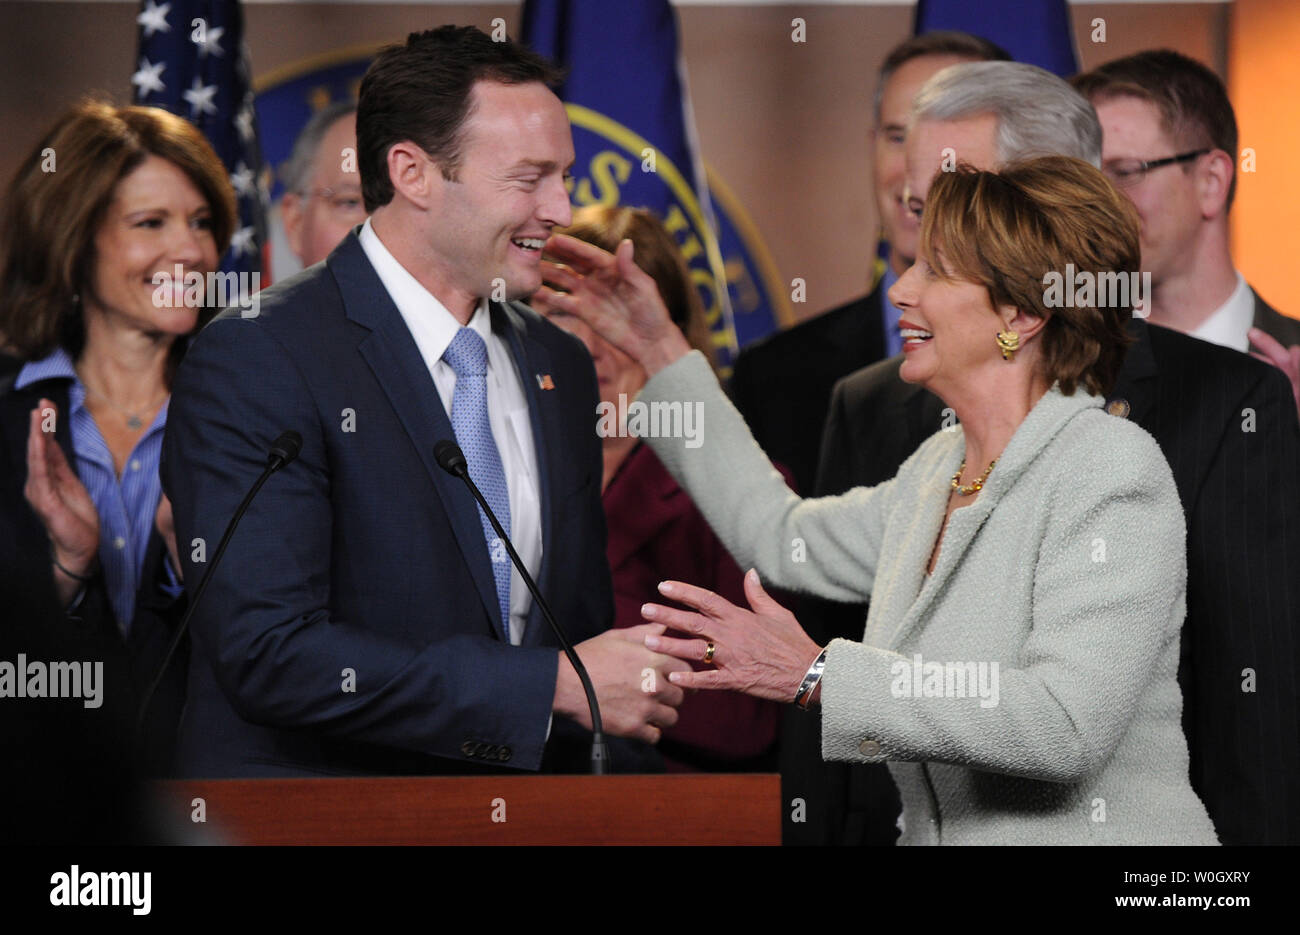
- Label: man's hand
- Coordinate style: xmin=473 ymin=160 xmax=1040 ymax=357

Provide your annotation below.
xmin=1249 ymin=327 xmax=1300 ymax=418
xmin=537 ymin=234 xmax=691 ymax=376
xmin=553 ymin=623 xmax=690 ymax=743
xmin=24 ymin=399 xmax=99 ymax=603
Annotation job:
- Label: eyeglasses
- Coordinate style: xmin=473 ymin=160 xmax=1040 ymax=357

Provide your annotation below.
xmin=299 ymin=186 xmax=366 ymax=218
xmin=1102 ymin=149 xmax=1210 ymax=189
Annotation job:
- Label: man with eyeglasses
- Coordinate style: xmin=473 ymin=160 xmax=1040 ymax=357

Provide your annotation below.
xmin=1074 ymin=50 xmax=1300 ymax=413
xmin=279 ymin=101 xmax=367 ymax=269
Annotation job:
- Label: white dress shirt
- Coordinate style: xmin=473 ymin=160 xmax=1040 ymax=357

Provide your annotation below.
xmin=1190 ymin=271 xmax=1254 ymax=353
xmin=359 ymin=219 xmax=543 ymax=645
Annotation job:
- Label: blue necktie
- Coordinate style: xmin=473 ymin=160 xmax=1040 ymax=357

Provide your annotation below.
xmin=443 ymin=327 xmax=512 ymax=640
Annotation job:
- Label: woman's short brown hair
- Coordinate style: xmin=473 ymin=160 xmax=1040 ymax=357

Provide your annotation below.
xmin=558 ymin=204 xmax=713 ymax=362
xmin=0 ymin=99 xmax=237 ymax=360
xmin=920 ymin=155 xmax=1138 ymax=397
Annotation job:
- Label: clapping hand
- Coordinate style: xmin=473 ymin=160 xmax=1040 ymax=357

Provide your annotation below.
xmin=24 ymin=399 xmax=99 ymax=602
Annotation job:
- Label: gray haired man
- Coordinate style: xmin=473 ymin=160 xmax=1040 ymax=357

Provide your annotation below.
xmin=278 ymin=102 xmax=364 ymax=269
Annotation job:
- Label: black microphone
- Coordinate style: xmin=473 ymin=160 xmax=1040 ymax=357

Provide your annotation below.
xmin=267 ymin=431 xmax=303 ymax=467
xmin=434 ymin=439 xmax=611 ymax=775
xmin=135 ymin=431 xmax=304 ymax=764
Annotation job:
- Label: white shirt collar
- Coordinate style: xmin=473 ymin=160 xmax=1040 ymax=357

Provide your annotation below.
xmin=357 ymin=217 xmax=492 ymax=365
xmin=1189 ymin=271 xmax=1253 ymax=353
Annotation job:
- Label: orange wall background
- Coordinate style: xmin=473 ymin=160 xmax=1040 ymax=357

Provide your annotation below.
xmin=1230 ymin=0 xmax=1300 ymax=317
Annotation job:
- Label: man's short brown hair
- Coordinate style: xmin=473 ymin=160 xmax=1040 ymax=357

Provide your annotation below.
xmin=920 ymin=155 xmax=1139 ymax=397
xmin=357 ymin=25 xmax=564 ymax=212
xmin=1072 ymin=49 xmax=1238 ymax=205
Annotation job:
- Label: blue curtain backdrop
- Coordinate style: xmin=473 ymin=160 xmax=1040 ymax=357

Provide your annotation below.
xmin=914 ymin=0 xmax=1079 ymax=76
xmin=523 ymin=0 xmax=788 ymax=369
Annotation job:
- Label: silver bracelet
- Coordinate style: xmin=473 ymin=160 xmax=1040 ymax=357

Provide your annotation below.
xmin=794 ymin=648 xmax=827 ymax=710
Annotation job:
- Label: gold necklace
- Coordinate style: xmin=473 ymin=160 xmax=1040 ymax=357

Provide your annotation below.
xmin=950 ymin=458 xmax=996 ymax=496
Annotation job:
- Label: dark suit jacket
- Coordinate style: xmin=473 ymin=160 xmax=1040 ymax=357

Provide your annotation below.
xmin=729 ymin=285 xmax=887 ymax=495
xmin=161 ymin=231 xmax=629 ymax=778
xmin=0 ymin=351 xmax=20 ymax=395
xmin=1253 ymin=289 xmax=1300 ymax=347
xmin=604 ymin=441 xmax=780 ymax=772
xmin=0 ymin=564 xmax=164 ymax=843
xmin=0 ymin=376 xmax=189 ymax=776
xmin=818 ymin=318 xmax=1300 ymax=845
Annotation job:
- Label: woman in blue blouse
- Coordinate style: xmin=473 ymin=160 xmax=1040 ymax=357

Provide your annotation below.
xmin=0 ymin=99 xmax=236 ymax=773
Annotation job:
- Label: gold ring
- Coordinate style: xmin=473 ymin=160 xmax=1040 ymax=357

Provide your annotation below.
xmin=703 ymin=642 xmax=716 ymax=664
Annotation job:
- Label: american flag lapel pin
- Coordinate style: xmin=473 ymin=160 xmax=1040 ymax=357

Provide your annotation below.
xmin=536 ymin=373 xmax=555 ymax=390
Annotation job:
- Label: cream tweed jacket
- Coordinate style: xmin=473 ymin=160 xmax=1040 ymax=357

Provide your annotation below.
xmin=640 ymin=352 xmax=1218 ymax=845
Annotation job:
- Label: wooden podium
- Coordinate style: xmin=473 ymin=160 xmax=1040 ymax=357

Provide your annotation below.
xmin=156 ymin=774 xmax=780 ymax=845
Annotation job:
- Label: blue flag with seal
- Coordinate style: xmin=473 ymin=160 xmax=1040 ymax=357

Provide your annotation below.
xmin=132 ymin=0 xmax=271 ymax=284
xmin=522 ymin=0 xmax=789 ymax=371
xmin=914 ymin=0 xmax=1079 ymax=76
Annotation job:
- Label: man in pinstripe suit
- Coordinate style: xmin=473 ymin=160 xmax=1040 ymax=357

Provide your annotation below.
xmin=1073 ymin=50 xmax=1300 ymax=418
xmin=813 ymin=61 xmax=1299 ymax=846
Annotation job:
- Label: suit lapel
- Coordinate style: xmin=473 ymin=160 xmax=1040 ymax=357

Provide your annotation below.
xmin=1110 ymin=319 xmax=1159 ymax=429
xmin=881 ymin=387 xmax=1101 ymax=649
xmin=51 ymin=385 xmax=75 ymax=462
xmin=494 ymin=302 xmax=564 ymax=649
xmin=40 ymin=383 xmax=77 ymax=465
xmin=878 ymin=440 xmax=966 ymax=649
xmin=867 ymin=448 xmax=954 ymax=649
xmin=331 ymin=235 xmax=502 ymax=637
xmin=2 ymin=381 xmax=76 ymax=504
xmin=1250 ymin=287 xmax=1300 ymax=344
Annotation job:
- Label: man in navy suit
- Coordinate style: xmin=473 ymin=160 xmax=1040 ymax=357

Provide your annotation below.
xmin=161 ymin=25 xmax=687 ymax=778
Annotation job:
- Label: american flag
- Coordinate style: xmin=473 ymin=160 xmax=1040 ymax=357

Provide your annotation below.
xmin=132 ymin=0 xmax=269 ymax=284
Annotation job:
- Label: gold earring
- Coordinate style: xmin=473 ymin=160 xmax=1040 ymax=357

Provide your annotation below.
xmin=995 ymin=329 xmax=1020 ymax=361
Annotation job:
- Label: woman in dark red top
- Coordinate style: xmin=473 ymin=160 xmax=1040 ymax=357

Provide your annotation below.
xmin=535 ymin=205 xmax=779 ymax=772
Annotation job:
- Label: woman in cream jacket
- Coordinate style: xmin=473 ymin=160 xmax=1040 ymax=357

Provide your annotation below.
xmin=541 ymin=156 xmax=1218 ymax=845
